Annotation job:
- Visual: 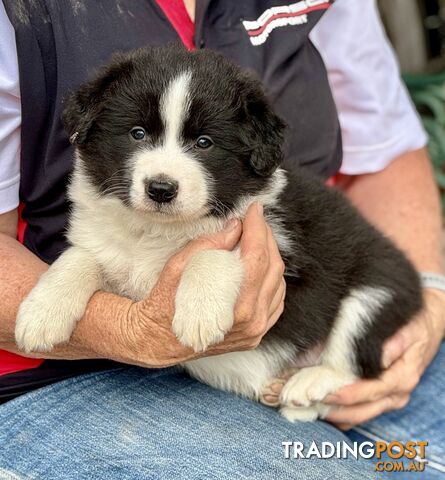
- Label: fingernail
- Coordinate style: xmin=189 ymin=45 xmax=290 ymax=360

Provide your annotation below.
xmin=224 ymin=218 xmax=239 ymax=231
xmin=256 ymin=203 xmax=264 ymax=215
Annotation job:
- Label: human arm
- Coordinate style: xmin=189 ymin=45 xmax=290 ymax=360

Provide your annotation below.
xmin=261 ymin=0 xmax=445 ymax=422
xmin=309 ymin=0 xmax=445 ymax=429
xmin=0 ymin=2 xmax=286 ymax=370
xmin=324 ymin=147 xmax=445 ymax=429
xmin=0 ymin=204 xmax=285 ymax=367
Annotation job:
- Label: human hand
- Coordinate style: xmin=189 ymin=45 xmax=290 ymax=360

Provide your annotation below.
xmin=118 ymin=203 xmax=286 ymax=368
xmin=324 ymin=289 xmax=445 ymax=429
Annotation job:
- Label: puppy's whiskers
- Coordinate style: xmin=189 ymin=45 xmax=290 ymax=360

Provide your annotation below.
xmin=101 ymin=182 xmax=131 ymax=197
xmin=208 ymin=194 xmax=233 ymax=218
xmin=97 ymin=168 xmax=131 ymax=190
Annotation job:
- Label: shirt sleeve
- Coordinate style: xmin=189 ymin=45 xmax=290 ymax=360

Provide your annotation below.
xmin=310 ymin=0 xmax=428 ymax=175
xmin=0 ymin=1 xmax=21 ymax=214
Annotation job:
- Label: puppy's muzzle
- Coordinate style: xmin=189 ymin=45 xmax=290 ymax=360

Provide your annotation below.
xmin=145 ymin=178 xmax=178 ymax=204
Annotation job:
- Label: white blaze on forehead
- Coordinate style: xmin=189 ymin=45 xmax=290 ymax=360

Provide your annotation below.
xmin=160 ymin=71 xmax=192 ymax=146
xmin=129 ymin=70 xmax=210 ymax=218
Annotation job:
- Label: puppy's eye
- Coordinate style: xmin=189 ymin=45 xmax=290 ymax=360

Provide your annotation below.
xmin=195 ymin=136 xmax=213 ymax=149
xmin=130 ymin=127 xmax=146 ymax=141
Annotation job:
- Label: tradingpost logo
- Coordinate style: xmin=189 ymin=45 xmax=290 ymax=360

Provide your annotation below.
xmin=282 ymin=440 xmax=429 ymax=473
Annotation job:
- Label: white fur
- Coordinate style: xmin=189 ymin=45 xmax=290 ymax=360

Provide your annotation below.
xmin=129 ymin=72 xmax=212 ymax=220
xmin=14 ymin=72 xmax=390 ymax=424
xmin=161 ymin=71 xmax=192 ymax=146
xmin=279 ymin=286 xmax=391 ymax=422
xmin=185 ymin=341 xmax=296 ymax=400
xmin=16 ymin=162 xmax=288 ymax=347
xmin=173 ymin=249 xmax=243 ymax=352
xmin=15 ymin=151 xmax=391 ymax=423
xmin=14 ymin=149 xmax=296 ymax=404
xmin=15 ymin=247 xmax=101 ymax=352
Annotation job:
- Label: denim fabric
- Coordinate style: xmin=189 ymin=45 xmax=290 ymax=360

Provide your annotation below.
xmin=347 ymin=341 xmax=445 ymax=479
xmin=0 ymin=346 xmax=444 ymax=480
xmin=0 ymin=367 xmax=379 ymax=480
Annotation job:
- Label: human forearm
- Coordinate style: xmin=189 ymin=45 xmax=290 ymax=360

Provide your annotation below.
xmin=338 ymin=147 xmax=443 ymax=274
xmin=0 ymin=232 xmax=132 ymax=360
xmin=0 ymin=205 xmax=284 ymax=367
xmin=320 ymin=148 xmax=445 ymax=428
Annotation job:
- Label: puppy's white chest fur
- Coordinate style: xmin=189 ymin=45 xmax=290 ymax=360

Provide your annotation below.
xmin=68 ymin=178 xmax=237 ymax=304
xmin=68 ymin=201 xmax=196 ymax=301
xmin=101 ymin=235 xmax=181 ymax=300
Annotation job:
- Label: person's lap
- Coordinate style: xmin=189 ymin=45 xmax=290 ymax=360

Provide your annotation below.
xmin=0 ymin=367 xmax=376 ymax=480
xmin=0 ymin=346 xmax=444 ymax=479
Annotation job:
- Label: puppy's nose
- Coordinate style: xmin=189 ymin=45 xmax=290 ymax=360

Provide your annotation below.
xmin=146 ymin=179 xmax=178 ymax=203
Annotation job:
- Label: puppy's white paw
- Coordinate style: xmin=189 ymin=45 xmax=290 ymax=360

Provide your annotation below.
xmin=173 ymin=305 xmax=233 ymax=352
xmin=15 ymin=292 xmax=79 ymax=353
xmin=280 ymin=405 xmax=320 ymax=422
xmin=279 ymin=365 xmax=355 ymax=408
xmin=173 ymin=250 xmax=243 ymax=352
xmin=15 ymin=246 xmax=101 ymax=353
xmin=280 ymin=403 xmax=331 ymax=422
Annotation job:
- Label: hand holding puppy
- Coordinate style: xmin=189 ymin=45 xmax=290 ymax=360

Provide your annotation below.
xmin=261 ymin=289 xmax=445 ymax=427
xmin=323 ymin=289 xmax=445 ymax=429
xmin=117 ymin=203 xmax=286 ymax=367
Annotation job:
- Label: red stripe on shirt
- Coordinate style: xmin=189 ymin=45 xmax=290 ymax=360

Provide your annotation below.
xmin=155 ymin=0 xmax=195 ymax=50
xmin=246 ymin=3 xmax=331 ymax=37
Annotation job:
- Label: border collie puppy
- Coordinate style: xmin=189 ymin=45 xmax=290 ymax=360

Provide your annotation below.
xmin=15 ymin=45 xmax=422 ymax=422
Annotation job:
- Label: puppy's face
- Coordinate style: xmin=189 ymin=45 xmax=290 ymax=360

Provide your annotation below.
xmin=63 ymin=46 xmax=285 ymax=222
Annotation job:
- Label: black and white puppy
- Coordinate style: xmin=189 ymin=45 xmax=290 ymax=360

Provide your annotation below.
xmin=15 ymin=45 xmax=422 ymax=422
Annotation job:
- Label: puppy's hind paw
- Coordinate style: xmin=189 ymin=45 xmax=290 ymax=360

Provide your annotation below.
xmin=279 ymin=365 xmax=355 ymax=408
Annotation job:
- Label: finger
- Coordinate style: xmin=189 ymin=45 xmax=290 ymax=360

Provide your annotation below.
xmin=222 ymin=295 xmax=284 ymax=354
xmin=325 ymin=357 xmax=418 ymax=406
xmin=237 ymin=224 xmax=285 ymax=335
xmin=381 ymin=318 xmax=421 ymax=368
xmin=162 ymin=218 xmax=242 ymax=282
xmin=256 ymin=224 xmax=285 ymax=315
xmin=268 ymin=277 xmax=286 ymax=319
xmin=259 ymin=367 xmax=299 ymax=406
xmin=324 ymin=377 xmax=393 ymax=406
xmin=335 ymin=424 xmax=354 ymax=432
xmin=266 ymin=289 xmax=285 ymax=331
xmin=381 ymin=330 xmax=406 ymax=369
xmin=239 ymin=203 xmax=267 ymax=257
xmin=235 ymin=204 xmax=270 ymax=320
xmin=326 ymin=394 xmax=410 ymax=427
xmin=265 ymin=223 xmax=284 ymax=275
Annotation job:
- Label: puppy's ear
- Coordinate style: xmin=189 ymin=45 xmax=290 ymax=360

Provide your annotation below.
xmin=62 ymin=53 xmax=131 ymax=145
xmin=242 ymin=79 xmax=286 ymax=177
xmin=62 ymin=83 xmax=101 ymax=145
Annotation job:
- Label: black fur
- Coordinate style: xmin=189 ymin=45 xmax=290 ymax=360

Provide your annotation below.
xmin=267 ymin=171 xmax=422 ymax=377
xmin=63 ymin=45 xmax=423 ymax=379
xmin=62 ymin=45 xmax=285 ymax=213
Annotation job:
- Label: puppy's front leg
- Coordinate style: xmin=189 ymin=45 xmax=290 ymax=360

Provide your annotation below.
xmin=172 ymin=250 xmax=243 ymax=352
xmin=15 ymin=247 xmax=101 ymax=353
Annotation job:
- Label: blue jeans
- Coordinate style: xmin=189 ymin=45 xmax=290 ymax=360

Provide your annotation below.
xmin=0 ymin=344 xmax=444 ymax=479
